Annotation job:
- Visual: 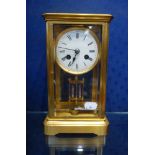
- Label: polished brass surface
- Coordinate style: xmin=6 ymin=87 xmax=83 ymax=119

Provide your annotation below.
xmin=44 ymin=116 xmax=109 ymax=136
xmin=99 ymin=23 xmax=109 ymax=117
xmin=43 ymin=13 xmax=113 ymax=22
xmin=46 ymin=22 xmax=55 ymax=117
xmin=55 ymin=64 xmax=61 ymax=104
xmin=92 ymin=65 xmax=98 ymax=101
xmin=43 ymin=13 xmax=113 ymax=136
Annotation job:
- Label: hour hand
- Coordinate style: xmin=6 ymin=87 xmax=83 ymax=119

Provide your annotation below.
xmin=71 ymin=57 xmax=76 ymax=65
xmin=68 ymin=56 xmax=75 ymax=67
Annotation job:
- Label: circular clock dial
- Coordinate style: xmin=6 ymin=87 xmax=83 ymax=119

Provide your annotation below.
xmin=55 ymin=28 xmax=99 ymax=74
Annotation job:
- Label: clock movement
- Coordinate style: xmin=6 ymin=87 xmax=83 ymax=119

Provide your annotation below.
xmin=43 ymin=13 xmax=113 ymax=135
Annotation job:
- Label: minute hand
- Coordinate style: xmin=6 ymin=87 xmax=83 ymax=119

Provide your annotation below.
xmin=58 ymin=47 xmax=76 ymax=51
xmin=71 ymin=49 xmax=80 ymax=65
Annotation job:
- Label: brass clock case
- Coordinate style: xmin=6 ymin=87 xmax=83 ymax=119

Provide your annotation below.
xmin=43 ymin=13 xmax=113 ymax=136
xmin=55 ymin=27 xmax=101 ymax=75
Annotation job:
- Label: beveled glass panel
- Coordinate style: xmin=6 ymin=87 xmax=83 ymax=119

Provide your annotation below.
xmin=52 ymin=24 xmax=103 ymax=118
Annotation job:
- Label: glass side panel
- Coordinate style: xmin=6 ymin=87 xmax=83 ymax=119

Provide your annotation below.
xmin=52 ymin=24 xmax=102 ymax=118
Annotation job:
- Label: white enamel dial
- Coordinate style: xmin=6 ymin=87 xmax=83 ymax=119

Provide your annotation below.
xmin=55 ymin=28 xmax=99 ymax=74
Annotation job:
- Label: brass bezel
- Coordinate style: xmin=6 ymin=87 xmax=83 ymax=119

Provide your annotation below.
xmin=55 ymin=27 xmax=101 ymax=75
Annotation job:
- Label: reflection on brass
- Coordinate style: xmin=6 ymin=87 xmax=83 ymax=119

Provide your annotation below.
xmin=72 ymin=84 xmax=74 ymax=98
xmin=43 ymin=13 xmax=113 ymax=22
xmin=92 ymin=65 xmax=98 ymax=102
xmin=43 ymin=13 xmax=113 ymax=135
xmin=79 ymin=84 xmax=81 ymax=98
xmin=44 ymin=116 xmax=109 ymax=135
xmin=70 ymin=110 xmax=79 ymax=115
xmin=98 ymin=23 xmax=109 ymax=117
xmin=55 ymin=63 xmax=61 ymax=104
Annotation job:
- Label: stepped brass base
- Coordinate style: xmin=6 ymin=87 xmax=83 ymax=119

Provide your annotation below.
xmin=44 ymin=116 xmax=109 ymax=136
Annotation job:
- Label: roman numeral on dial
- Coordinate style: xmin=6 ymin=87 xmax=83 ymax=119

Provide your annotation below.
xmin=62 ymin=42 xmax=67 ymax=45
xmin=62 ymin=56 xmax=66 ymax=61
xmin=67 ymin=35 xmax=72 ymax=40
xmin=89 ymin=50 xmax=95 ymax=53
xmin=59 ymin=50 xmax=65 ymax=53
xmin=83 ymin=62 xmax=86 ymax=66
xmin=76 ymin=33 xmax=79 ymax=39
xmin=88 ymin=57 xmax=93 ymax=61
xmin=88 ymin=42 xmax=93 ymax=46
xmin=83 ymin=35 xmax=87 ymax=40
xmin=68 ymin=61 xmax=72 ymax=67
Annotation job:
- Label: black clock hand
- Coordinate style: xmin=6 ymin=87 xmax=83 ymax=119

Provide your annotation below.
xmin=71 ymin=49 xmax=80 ymax=65
xmin=58 ymin=47 xmax=76 ymax=52
xmin=71 ymin=56 xmax=76 ymax=65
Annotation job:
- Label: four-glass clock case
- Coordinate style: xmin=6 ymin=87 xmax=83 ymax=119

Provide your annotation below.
xmin=43 ymin=13 xmax=113 ymax=135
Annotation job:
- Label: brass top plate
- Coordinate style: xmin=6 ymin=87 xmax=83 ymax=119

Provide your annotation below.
xmin=43 ymin=13 xmax=113 ymax=22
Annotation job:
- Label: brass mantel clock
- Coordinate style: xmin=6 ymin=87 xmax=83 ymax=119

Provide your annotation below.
xmin=43 ymin=13 xmax=113 ymax=135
